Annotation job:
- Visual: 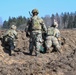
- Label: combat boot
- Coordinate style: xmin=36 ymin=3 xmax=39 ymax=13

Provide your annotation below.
xmin=29 ymin=50 xmax=33 ymax=55
xmin=9 ymin=50 xmax=12 ymax=56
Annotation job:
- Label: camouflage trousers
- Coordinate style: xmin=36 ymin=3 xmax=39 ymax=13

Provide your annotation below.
xmin=3 ymin=37 xmax=15 ymax=56
xmin=29 ymin=32 xmax=42 ymax=55
xmin=45 ymin=36 xmax=61 ymax=51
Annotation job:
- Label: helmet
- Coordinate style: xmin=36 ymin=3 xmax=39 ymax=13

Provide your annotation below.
xmin=53 ymin=19 xmax=58 ymax=27
xmin=32 ymin=9 xmax=39 ymax=14
xmin=11 ymin=25 xmax=17 ymax=30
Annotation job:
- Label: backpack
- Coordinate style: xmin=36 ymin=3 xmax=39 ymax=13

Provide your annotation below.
xmin=47 ymin=27 xmax=55 ymax=36
xmin=3 ymin=30 xmax=14 ymax=43
xmin=3 ymin=35 xmax=13 ymax=43
xmin=31 ymin=16 xmax=41 ymax=30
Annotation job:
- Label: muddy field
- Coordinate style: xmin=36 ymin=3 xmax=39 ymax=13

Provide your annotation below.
xmin=0 ymin=29 xmax=76 ymax=75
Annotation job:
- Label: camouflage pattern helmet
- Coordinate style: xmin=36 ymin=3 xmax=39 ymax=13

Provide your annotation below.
xmin=32 ymin=9 xmax=39 ymax=14
xmin=11 ymin=25 xmax=17 ymax=30
xmin=54 ymin=19 xmax=58 ymax=27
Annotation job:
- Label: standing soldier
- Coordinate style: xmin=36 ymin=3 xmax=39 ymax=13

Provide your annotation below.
xmin=2 ymin=25 xmax=18 ymax=56
xmin=45 ymin=19 xmax=61 ymax=53
xmin=26 ymin=9 xmax=47 ymax=56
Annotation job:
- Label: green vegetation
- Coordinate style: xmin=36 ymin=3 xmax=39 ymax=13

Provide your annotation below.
xmin=2 ymin=12 xmax=76 ymax=29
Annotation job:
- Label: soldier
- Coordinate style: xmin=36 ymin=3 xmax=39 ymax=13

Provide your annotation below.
xmin=2 ymin=25 xmax=18 ymax=56
xmin=26 ymin=9 xmax=47 ymax=56
xmin=45 ymin=19 xmax=61 ymax=53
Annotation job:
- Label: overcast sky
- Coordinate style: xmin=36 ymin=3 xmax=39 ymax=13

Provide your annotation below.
xmin=0 ymin=0 xmax=76 ymax=21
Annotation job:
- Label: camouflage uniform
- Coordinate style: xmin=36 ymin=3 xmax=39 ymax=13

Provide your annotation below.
xmin=2 ymin=25 xmax=18 ymax=56
xmin=45 ymin=20 xmax=61 ymax=52
xmin=27 ymin=9 xmax=47 ymax=56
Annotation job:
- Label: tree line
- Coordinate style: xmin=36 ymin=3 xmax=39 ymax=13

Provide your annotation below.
xmin=2 ymin=11 xmax=76 ymax=29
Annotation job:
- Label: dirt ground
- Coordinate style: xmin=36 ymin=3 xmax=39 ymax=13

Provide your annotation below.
xmin=0 ymin=29 xmax=76 ymax=75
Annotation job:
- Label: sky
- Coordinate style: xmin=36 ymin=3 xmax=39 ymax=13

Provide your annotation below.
xmin=0 ymin=0 xmax=76 ymax=22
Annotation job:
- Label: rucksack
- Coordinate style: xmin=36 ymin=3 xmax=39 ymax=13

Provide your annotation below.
xmin=3 ymin=35 xmax=13 ymax=43
xmin=31 ymin=16 xmax=41 ymax=30
xmin=3 ymin=30 xmax=14 ymax=43
xmin=47 ymin=27 xmax=55 ymax=36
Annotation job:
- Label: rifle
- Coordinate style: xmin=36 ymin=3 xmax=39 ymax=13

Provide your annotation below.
xmin=42 ymin=31 xmax=47 ymax=41
xmin=29 ymin=11 xmax=32 ymax=17
xmin=25 ymin=11 xmax=32 ymax=37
